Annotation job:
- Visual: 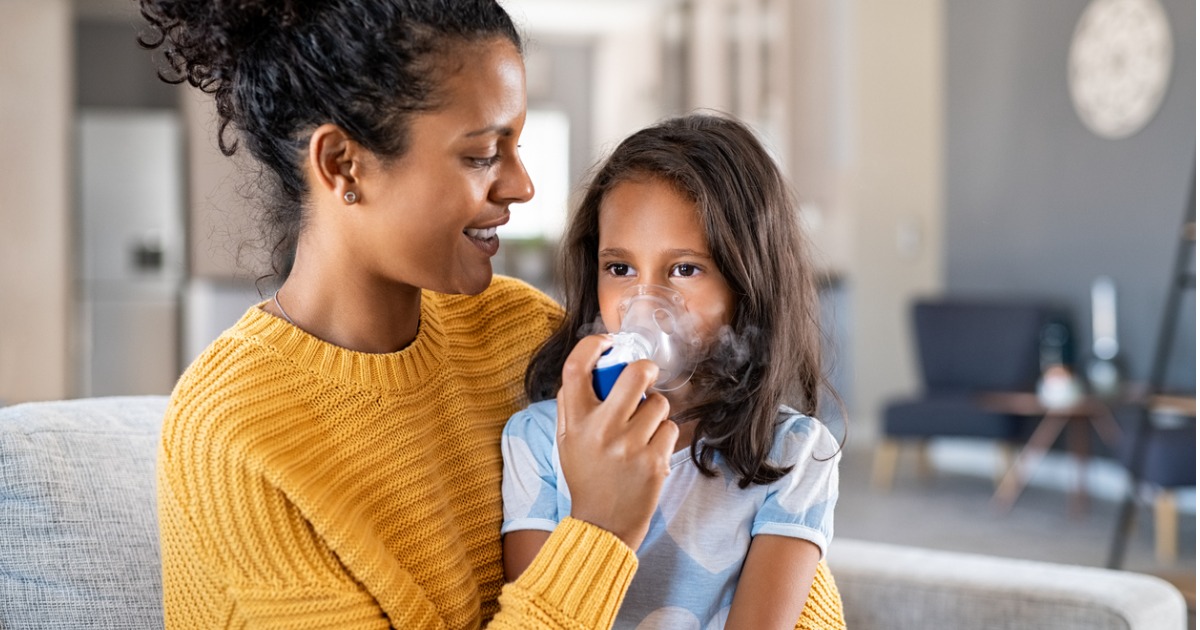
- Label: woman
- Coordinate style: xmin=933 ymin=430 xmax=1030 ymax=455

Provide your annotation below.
xmin=140 ymin=1 xmax=681 ymax=627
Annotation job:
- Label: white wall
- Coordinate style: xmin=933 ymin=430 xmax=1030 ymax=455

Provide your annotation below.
xmin=0 ymin=0 xmax=73 ymax=403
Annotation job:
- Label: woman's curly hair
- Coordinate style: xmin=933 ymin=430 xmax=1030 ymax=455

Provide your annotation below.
xmin=138 ymin=0 xmax=521 ymax=281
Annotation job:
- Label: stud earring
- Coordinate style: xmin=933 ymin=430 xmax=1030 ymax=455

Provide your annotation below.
xmin=343 ymin=190 xmax=358 ymax=204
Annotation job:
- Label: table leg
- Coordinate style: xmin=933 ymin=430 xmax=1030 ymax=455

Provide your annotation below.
xmin=1068 ymin=416 xmax=1091 ymax=517
xmin=1090 ymin=406 xmax=1124 ymax=447
xmin=992 ymin=413 xmax=1069 ymax=513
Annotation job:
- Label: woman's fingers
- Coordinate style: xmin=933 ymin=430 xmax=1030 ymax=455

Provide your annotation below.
xmin=604 ymin=359 xmax=659 ymax=419
xmin=560 ymin=335 xmax=613 ymax=394
xmin=559 ymin=338 xmax=657 ymax=429
xmin=557 ymin=339 xmax=676 ymax=550
xmin=647 ymin=415 xmax=680 ymax=473
xmin=558 ymin=335 xmax=611 ymax=438
xmin=627 ymin=392 xmax=671 ymax=445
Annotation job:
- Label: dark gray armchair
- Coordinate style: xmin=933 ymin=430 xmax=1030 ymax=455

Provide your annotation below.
xmin=873 ymin=298 xmax=1060 ymax=490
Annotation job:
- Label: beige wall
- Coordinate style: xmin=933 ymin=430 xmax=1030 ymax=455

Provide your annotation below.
xmin=845 ymin=0 xmax=945 ymax=440
xmin=783 ymin=0 xmax=946 ymax=440
xmin=0 ymin=0 xmax=73 ymax=403
xmin=788 ymin=0 xmax=853 ymax=272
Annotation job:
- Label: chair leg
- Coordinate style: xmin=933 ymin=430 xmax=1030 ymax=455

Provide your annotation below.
xmin=1153 ymin=490 xmax=1177 ymax=565
xmin=994 ymin=443 xmax=1014 ymax=489
xmin=915 ymin=440 xmax=934 ymax=481
xmin=872 ymin=440 xmax=900 ymax=491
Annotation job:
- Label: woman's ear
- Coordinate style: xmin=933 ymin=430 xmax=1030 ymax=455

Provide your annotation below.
xmin=307 ymin=123 xmax=363 ymax=205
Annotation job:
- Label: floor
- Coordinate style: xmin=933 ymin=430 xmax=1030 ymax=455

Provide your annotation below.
xmin=835 ymin=440 xmax=1196 ymax=627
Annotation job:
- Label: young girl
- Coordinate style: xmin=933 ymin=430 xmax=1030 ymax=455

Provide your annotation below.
xmin=502 ymin=114 xmax=845 ymax=630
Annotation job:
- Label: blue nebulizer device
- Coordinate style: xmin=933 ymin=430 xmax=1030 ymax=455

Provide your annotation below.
xmin=591 ymin=285 xmax=698 ymax=400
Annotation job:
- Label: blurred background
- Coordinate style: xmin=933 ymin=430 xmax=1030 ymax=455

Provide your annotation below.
xmin=0 ymin=0 xmax=1194 ymax=605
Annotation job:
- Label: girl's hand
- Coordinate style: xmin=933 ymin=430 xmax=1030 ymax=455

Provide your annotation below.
xmin=557 ymin=334 xmax=678 ymax=551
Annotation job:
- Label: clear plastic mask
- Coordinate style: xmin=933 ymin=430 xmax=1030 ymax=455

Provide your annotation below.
xmin=594 ymin=284 xmax=702 ymax=392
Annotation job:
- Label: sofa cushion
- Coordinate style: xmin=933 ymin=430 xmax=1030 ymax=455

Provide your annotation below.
xmin=883 ymin=395 xmax=1029 ymax=441
xmin=0 ymin=396 xmax=168 ymax=630
xmin=830 ymin=539 xmax=1187 ymax=630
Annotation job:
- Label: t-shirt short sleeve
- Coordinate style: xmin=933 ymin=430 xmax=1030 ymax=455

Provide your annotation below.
xmin=501 ymin=400 xmax=563 ymax=535
xmin=751 ymin=414 xmax=841 ymax=558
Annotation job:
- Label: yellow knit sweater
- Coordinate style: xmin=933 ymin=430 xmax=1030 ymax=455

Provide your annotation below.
xmin=158 ymin=275 xmax=844 ymax=629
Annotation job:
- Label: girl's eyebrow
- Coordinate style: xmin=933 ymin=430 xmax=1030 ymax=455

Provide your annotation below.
xmin=598 ymin=247 xmax=711 ymax=259
xmin=665 ymin=248 xmax=712 ymax=259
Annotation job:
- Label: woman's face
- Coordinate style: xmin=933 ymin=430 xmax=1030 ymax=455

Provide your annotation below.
xmin=596 ymin=177 xmax=736 ymax=347
xmin=353 ymin=38 xmax=533 ymax=296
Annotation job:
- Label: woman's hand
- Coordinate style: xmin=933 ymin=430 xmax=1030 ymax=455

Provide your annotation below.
xmin=557 ymin=334 xmax=678 ymax=551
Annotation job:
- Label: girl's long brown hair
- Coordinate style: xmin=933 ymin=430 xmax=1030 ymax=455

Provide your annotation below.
xmin=526 ymin=113 xmax=837 ymax=488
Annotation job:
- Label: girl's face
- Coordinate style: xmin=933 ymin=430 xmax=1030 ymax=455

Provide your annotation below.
xmin=596 ymin=177 xmax=736 ymax=348
xmin=352 ymin=38 xmax=533 ymax=296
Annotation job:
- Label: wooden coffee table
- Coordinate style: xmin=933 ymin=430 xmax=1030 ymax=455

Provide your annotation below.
xmin=976 ymin=391 xmax=1123 ymax=516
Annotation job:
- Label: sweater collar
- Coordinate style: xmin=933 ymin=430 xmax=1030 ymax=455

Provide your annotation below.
xmin=236 ymin=293 xmax=448 ymax=392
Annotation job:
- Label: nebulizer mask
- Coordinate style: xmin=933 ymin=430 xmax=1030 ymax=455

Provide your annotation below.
xmin=591 ymin=285 xmax=701 ymax=400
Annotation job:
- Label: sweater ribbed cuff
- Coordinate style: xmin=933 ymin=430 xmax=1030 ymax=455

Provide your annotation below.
xmin=514 ymin=517 xmax=638 ymax=628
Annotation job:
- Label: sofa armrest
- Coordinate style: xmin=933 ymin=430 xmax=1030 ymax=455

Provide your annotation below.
xmin=829 ymin=538 xmax=1187 ymax=630
xmin=0 ymin=396 xmax=169 ymax=630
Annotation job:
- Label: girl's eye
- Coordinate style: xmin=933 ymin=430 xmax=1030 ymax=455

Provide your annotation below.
xmin=671 ymin=263 xmax=700 ymax=278
xmin=605 ymin=263 xmax=634 ymax=277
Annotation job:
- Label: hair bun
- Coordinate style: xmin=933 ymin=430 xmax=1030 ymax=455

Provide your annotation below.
xmin=139 ymin=0 xmax=307 ymax=89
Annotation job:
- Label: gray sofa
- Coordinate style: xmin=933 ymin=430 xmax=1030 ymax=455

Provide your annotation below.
xmin=0 ymin=396 xmax=1187 ymax=629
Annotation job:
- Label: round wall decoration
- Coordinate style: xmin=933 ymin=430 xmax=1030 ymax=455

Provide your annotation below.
xmin=1068 ymin=0 xmax=1173 ymax=139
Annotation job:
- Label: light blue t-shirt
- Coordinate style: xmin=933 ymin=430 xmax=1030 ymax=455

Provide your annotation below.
xmin=501 ymin=399 xmax=840 ymax=630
